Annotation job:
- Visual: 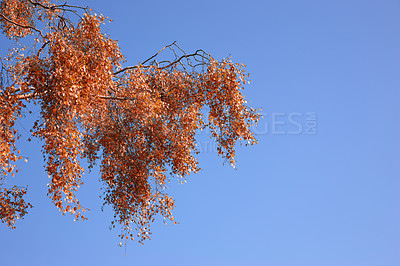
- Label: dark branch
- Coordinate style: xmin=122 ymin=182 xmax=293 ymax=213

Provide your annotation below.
xmin=113 ymin=42 xmax=210 ymax=75
xmin=0 ymin=12 xmax=43 ymax=37
xmin=98 ymin=95 xmax=134 ymax=101
xmin=113 ymin=42 xmax=177 ymax=75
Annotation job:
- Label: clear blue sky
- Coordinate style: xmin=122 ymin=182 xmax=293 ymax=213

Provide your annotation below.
xmin=1 ymin=0 xmax=400 ymax=265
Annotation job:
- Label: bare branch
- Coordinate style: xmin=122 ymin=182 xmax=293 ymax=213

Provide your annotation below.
xmin=159 ymin=50 xmax=208 ymax=70
xmin=28 ymin=0 xmax=88 ymax=12
xmin=113 ymin=42 xmax=177 ymax=75
xmin=113 ymin=42 xmax=211 ymax=75
xmin=27 ymin=0 xmax=54 ymax=10
xmin=141 ymin=41 xmax=177 ymax=66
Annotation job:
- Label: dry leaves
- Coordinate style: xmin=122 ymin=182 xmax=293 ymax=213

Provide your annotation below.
xmin=0 ymin=0 xmax=260 ymax=244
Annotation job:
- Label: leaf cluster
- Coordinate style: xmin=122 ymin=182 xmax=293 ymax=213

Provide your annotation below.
xmin=0 ymin=0 xmax=261 ymax=244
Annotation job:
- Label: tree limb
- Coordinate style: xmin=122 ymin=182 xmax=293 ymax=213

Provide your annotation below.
xmin=0 ymin=12 xmax=43 ymax=37
xmin=113 ymin=42 xmax=210 ymax=75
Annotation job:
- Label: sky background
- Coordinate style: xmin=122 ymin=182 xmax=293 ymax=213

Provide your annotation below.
xmin=1 ymin=0 xmax=400 ymax=265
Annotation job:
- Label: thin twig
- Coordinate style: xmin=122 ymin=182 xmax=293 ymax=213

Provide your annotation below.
xmin=114 ymin=42 xmax=177 ymax=75
xmin=113 ymin=45 xmax=210 ymax=75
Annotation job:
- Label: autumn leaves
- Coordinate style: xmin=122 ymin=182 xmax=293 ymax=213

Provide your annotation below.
xmin=0 ymin=0 xmax=260 ymax=244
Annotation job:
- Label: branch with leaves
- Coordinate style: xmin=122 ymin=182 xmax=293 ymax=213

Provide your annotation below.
xmin=0 ymin=0 xmax=261 ymax=244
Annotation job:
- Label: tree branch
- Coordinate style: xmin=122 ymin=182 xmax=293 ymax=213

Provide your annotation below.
xmin=113 ymin=42 xmax=176 ymax=75
xmin=15 ymin=92 xmax=35 ymax=100
xmin=98 ymin=95 xmax=134 ymax=101
xmin=0 ymin=12 xmax=43 ymax=37
xmin=113 ymin=42 xmax=210 ymax=75
xmin=27 ymin=0 xmax=88 ymax=12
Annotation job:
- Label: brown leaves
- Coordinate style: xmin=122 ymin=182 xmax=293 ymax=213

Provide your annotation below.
xmin=203 ymin=59 xmax=261 ymax=166
xmin=96 ymin=61 xmax=260 ymax=243
xmin=0 ymin=86 xmax=24 ymax=179
xmin=0 ymin=0 xmax=35 ymax=39
xmin=22 ymin=13 xmax=123 ymax=220
xmin=0 ymin=186 xmax=32 ymax=228
xmin=0 ymin=0 xmax=261 ymax=244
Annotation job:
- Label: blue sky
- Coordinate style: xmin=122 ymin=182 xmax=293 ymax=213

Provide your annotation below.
xmin=1 ymin=0 xmax=400 ymax=265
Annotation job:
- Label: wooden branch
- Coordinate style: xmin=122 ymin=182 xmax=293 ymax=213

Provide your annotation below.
xmin=14 ymin=92 xmax=134 ymax=102
xmin=98 ymin=95 xmax=134 ymax=101
xmin=113 ymin=42 xmax=176 ymax=75
xmin=15 ymin=93 xmax=133 ymax=102
xmin=159 ymin=50 xmax=208 ymax=70
xmin=27 ymin=0 xmax=54 ymax=10
xmin=0 ymin=12 xmax=42 ymax=36
xmin=113 ymin=46 xmax=210 ymax=75
xmin=28 ymin=0 xmax=87 ymax=11
xmin=15 ymin=92 xmax=35 ymax=100
xmin=141 ymin=41 xmax=177 ymax=66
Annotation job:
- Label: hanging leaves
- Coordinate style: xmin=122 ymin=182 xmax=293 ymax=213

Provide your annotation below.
xmin=0 ymin=0 xmax=261 ymax=244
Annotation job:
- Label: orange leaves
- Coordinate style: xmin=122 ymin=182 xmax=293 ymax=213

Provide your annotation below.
xmin=201 ymin=58 xmax=261 ymax=165
xmin=0 ymin=86 xmax=24 ymax=180
xmin=0 ymin=0 xmax=260 ymax=245
xmin=0 ymin=186 xmax=32 ymax=229
xmin=0 ymin=0 xmax=35 ymax=39
xmin=96 ymin=60 xmax=260 ymax=243
xmin=18 ymin=11 xmax=124 ymax=223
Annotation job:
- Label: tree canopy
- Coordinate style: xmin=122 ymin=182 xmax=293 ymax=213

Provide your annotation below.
xmin=0 ymin=0 xmax=260 ymax=243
